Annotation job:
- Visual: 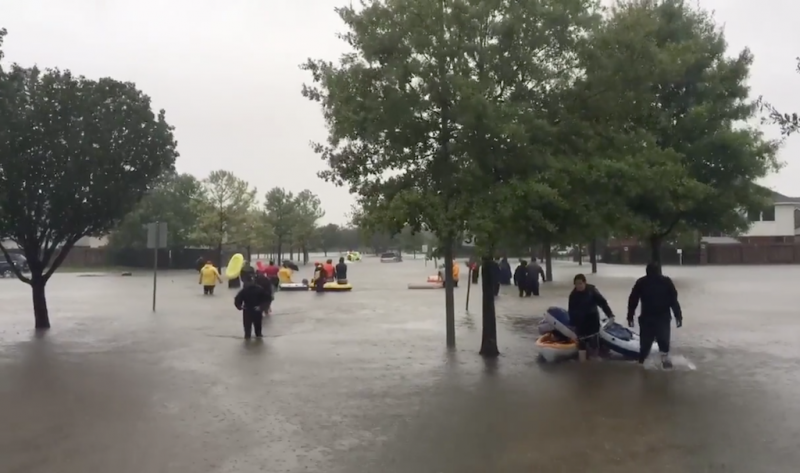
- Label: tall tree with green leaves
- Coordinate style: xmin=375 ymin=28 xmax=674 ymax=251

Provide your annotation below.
xmin=194 ymin=170 xmax=257 ymax=266
xmin=263 ymin=187 xmax=297 ymax=262
xmin=292 ymin=190 xmax=325 ymax=264
xmin=579 ymin=0 xmax=779 ymax=263
xmin=0 ymin=28 xmax=178 ymax=328
xmin=303 ymin=0 xmax=597 ymax=352
xmin=108 ymin=172 xmax=202 ymax=249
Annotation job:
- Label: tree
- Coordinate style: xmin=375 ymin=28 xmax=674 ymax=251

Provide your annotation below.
xmin=580 ymin=0 xmax=779 ymax=263
xmin=303 ymin=0 xmax=598 ymax=353
xmin=316 ymin=224 xmax=341 ymax=256
xmin=263 ymin=187 xmax=297 ymax=262
xmin=292 ymin=190 xmax=325 ymax=264
xmin=108 ymin=172 xmax=202 ymax=249
xmin=0 ymin=29 xmax=178 ymax=328
xmin=193 ymin=170 xmax=256 ymax=266
xmin=759 ymin=58 xmax=800 ymax=137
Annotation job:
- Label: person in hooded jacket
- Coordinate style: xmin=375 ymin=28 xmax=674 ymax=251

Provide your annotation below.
xmin=499 ymin=257 xmax=512 ymax=285
xmin=627 ymin=262 xmax=682 ymax=368
xmin=569 ymin=274 xmax=615 ymax=361
xmin=514 ymin=260 xmax=529 ymax=297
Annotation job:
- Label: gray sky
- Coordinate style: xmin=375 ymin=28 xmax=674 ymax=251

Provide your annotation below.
xmin=1 ymin=0 xmax=798 ymax=225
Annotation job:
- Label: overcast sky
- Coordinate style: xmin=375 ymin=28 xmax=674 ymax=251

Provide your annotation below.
xmin=1 ymin=0 xmax=798 ymax=224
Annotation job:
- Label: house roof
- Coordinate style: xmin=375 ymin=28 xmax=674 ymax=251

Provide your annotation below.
xmin=771 ymin=190 xmax=800 ymax=204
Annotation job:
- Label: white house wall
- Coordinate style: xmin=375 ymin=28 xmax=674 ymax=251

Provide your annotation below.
xmin=743 ymin=205 xmax=796 ymax=237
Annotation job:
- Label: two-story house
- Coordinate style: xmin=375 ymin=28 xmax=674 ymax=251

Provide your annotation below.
xmin=735 ymin=191 xmax=800 ymax=244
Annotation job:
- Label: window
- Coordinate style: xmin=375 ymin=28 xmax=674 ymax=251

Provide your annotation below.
xmin=762 ymin=206 xmax=775 ymax=221
xmin=747 ymin=209 xmax=761 ymax=222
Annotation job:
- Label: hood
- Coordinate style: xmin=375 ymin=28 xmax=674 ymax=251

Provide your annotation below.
xmin=645 ymin=262 xmax=661 ymax=277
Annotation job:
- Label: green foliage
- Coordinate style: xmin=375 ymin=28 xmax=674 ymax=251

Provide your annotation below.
xmin=759 ymin=58 xmax=800 ymax=137
xmin=108 ymin=173 xmax=203 ymax=249
xmin=193 ymin=170 xmax=257 ymax=248
xmin=263 ymin=187 xmax=298 ymax=248
xmin=580 ymin=0 xmax=780 ymax=246
xmin=292 ymin=189 xmax=325 ymax=250
xmin=0 ymin=56 xmax=178 ymax=281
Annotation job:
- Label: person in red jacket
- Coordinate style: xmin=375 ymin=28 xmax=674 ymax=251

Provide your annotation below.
xmin=323 ymin=259 xmax=336 ymax=282
xmin=262 ymin=260 xmax=280 ymax=288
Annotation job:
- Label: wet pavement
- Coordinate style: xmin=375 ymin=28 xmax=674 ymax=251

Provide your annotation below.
xmin=1 ymin=258 xmax=800 ymax=472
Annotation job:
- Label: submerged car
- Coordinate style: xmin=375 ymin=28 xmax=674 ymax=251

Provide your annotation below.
xmin=379 ymin=252 xmax=403 ymax=263
xmin=0 ymin=253 xmax=29 ymax=278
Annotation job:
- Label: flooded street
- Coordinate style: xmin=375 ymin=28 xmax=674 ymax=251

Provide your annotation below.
xmin=1 ymin=258 xmax=799 ymax=473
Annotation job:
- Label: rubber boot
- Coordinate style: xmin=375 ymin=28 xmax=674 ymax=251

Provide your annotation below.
xmin=578 ymin=350 xmax=587 ymax=362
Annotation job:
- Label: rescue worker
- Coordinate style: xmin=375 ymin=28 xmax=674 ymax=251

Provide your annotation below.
xmin=334 ymin=257 xmax=348 ymax=283
xmin=234 ymin=279 xmax=272 ymax=339
xmin=263 ymin=260 xmax=280 ymax=288
xmin=277 ymin=262 xmax=293 ymax=284
xmin=323 ymin=259 xmax=336 ymax=282
xmin=313 ymin=262 xmax=327 ymax=292
xmin=528 ymin=258 xmax=546 ymax=296
xmin=199 ymin=261 xmax=222 ymax=295
xmin=569 ymin=274 xmax=615 ymax=361
xmin=470 ymin=258 xmax=480 ymax=284
xmin=627 ymin=262 xmax=683 ymax=368
xmin=451 ymin=261 xmax=460 ymax=287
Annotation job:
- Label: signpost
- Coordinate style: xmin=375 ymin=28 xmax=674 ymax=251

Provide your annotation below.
xmin=677 ymin=248 xmax=683 ymax=266
xmin=146 ymin=222 xmax=168 ymax=312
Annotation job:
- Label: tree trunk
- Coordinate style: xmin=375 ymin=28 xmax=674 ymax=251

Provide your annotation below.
xmin=442 ymin=241 xmax=456 ymax=348
xmin=246 ymin=245 xmax=252 ymax=262
xmin=31 ymin=276 xmax=50 ymax=329
xmin=543 ymin=235 xmax=553 ymax=282
xmin=578 ymin=244 xmax=583 ymax=265
xmin=215 ymin=242 xmax=223 ymax=269
xmin=276 ymin=240 xmax=283 ymax=263
xmin=649 ymin=234 xmax=662 ymax=264
xmin=302 ymin=246 xmax=309 ymax=264
xmin=589 ymin=239 xmax=598 ymax=274
xmin=479 ymin=255 xmax=499 ymax=357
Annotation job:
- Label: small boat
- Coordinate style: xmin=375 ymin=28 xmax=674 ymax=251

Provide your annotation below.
xmin=542 ymin=306 xmax=577 ymax=340
xmin=598 ymin=317 xmax=653 ymax=359
xmin=407 ymin=282 xmax=443 ymax=289
xmin=536 ymin=332 xmax=578 ymax=362
xmin=279 ymin=282 xmax=309 ymax=292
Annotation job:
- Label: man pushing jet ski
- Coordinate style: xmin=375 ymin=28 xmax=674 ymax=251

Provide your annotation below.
xmin=627 ymin=262 xmax=683 ymax=369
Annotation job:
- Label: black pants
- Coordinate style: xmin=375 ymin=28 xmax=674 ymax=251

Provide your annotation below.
xmin=203 ymin=285 xmax=215 ymax=295
xmin=530 ymin=281 xmax=540 ymax=296
xmin=243 ymin=309 xmax=263 ymax=338
xmin=228 ymin=278 xmax=241 ymax=289
xmin=518 ymin=286 xmax=531 ymax=297
xmin=638 ymin=316 xmax=671 ymax=363
xmin=471 ymin=270 xmax=480 ymax=284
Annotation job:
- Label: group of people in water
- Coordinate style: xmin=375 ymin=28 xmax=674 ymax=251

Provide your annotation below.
xmin=466 ymin=257 xmax=547 ymax=297
xmin=567 ymin=262 xmax=683 ymax=367
xmin=196 ymin=257 xmax=353 ymax=339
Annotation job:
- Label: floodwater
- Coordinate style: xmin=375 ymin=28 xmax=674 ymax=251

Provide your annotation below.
xmin=1 ymin=258 xmax=799 ymax=473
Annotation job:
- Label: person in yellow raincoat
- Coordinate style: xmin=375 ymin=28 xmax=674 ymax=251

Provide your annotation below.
xmin=278 ymin=263 xmax=293 ymax=284
xmin=452 ymin=261 xmax=460 ymax=287
xmin=199 ymin=261 xmax=222 ymax=295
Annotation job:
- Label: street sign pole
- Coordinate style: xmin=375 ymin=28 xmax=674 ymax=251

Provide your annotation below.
xmin=146 ymin=222 xmax=168 ymax=312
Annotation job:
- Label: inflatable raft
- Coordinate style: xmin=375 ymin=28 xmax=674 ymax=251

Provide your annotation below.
xmin=408 ymin=282 xmax=443 ymax=289
xmin=542 ymin=307 xmax=578 ymax=340
xmin=279 ymin=282 xmax=309 ymax=292
xmin=597 ymin=315 xmax=653 ymax=359
xmin=310 ymin=280 xmax=353 ymax=292
xmin=536 ymin=333 xmax=578 ymax=362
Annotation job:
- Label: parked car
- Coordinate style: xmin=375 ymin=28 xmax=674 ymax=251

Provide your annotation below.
xmin=0 ymin=254 xmax=29 ymax=278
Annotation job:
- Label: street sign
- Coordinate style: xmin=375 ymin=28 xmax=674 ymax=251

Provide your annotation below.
xmin=146 ymin=222 xmax=168 ymax=249
xmin=462 ymin=234 xmax=476 ymax=247
xmin=421 ymin=244 xmax=428 ymax=253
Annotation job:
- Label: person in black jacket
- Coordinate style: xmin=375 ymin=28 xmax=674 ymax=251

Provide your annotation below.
xmin=234 ymin=282 xmax=273 ymax=339
xmin=528 ymin=258 xmax=546 ymax=296
xmin=513 ymin=260 xmax=529 ymax=297
xmin=627 ymin=262 xmax=682 ymax=368
xmin=569 ymin=274 xmax=615 ymax=361
xmin=334 ymin=257 xmax=348 ymax=283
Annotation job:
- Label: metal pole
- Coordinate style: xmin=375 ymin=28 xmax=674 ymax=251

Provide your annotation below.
xmin=152 ymin=223 xmax=159 ymax=312
xmin=465 ymin=267 xmax=472 ymax=312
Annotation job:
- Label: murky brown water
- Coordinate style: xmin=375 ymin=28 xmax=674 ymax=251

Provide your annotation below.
xmin=1 ymin=259 xmax=799 ymax=472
